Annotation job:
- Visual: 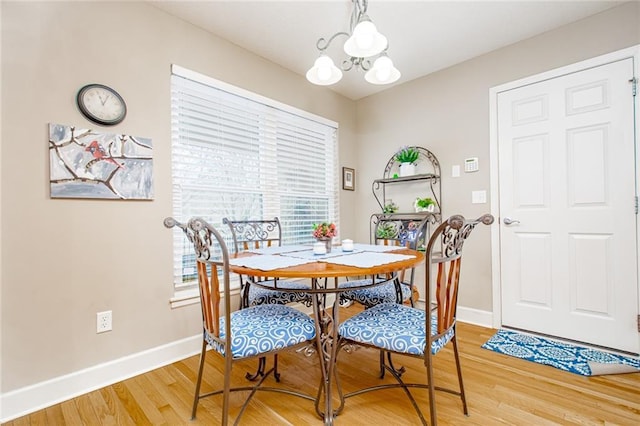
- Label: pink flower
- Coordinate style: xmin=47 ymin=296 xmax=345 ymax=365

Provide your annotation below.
xmin=313 ymin=222 xmax=337 ymax=239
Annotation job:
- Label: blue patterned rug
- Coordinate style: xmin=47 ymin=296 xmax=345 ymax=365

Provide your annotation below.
xmin=482 ymin=329 xmax=640 ymax=376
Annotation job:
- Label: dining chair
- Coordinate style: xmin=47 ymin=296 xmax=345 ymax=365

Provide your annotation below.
xmin=339 ymin=214 xmax=431 ymax=308
xmin=225 ymin=217 xmax=314 ymax=382
xmin=223 ymin=217 xmax=313 ymax=309
xmin=339 ymin=214 xmax=432 ymax=378
xmin=338 ymin=214 xmax=494 ymax=425
xmin=164 ymin=217 xmax=316 ymax=425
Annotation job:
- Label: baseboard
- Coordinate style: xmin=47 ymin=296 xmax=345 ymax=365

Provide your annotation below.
xmin=0 ymin=301 xmax=493 ymax=422
xmin=414 ymin=299 xmax=493 ymax=328
xmin=0 ymin=334 xmax=201 ymax=423
xmin=457 ymin=305 xmax=493 ymax=328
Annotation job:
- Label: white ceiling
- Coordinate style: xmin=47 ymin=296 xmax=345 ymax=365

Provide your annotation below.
xmin=149 ymin=0 xmax=623 ymax=100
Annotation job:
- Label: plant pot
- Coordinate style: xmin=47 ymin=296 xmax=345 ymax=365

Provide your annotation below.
xmin=415 ymin=204 xmax=435 ymax=213
xmin=399 ymin=162 xmax=416 ymax=177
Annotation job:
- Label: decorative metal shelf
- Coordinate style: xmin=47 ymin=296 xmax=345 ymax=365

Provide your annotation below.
xmin=371 ymin=146 xmax=442 ymax=213
xmin=373 ymin=173 xmax=439 ymax=185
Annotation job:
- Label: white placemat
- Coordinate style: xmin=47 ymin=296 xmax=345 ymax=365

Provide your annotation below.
xmin=322 ymin=252 xmax=416 ymax=268
xmin=285 ymin=248 xmax=364 ymax=260
xmin=353 ymin=243 xmax=405 ymax=252
xmin=229 ymin=255 xmax=313 ymax=271
xmin=247 ymin=244 xmax=310 ymax=255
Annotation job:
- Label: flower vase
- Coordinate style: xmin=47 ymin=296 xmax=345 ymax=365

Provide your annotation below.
xmin=399 ymin=162 xmax=416 ymax=177
xmin=317 ymin=237 xmax=332 ymax=253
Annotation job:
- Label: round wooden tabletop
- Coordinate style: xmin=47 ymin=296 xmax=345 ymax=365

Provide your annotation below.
xmin=229 ymin=247 xmax=424 ymax=279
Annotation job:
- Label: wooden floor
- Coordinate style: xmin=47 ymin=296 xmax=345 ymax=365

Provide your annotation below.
xmin=5 ymin=304 xmax=640 ymax=425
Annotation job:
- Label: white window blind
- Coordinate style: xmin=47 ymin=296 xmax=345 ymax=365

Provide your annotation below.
xmin=170 ymin=65 xmax=339 ymax=291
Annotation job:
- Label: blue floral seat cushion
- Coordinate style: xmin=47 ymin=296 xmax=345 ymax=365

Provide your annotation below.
xmin=338 ymin=302 xmax=455 ymax=355
xmin=247 ymin=279 xmax=312 ymax=306
xmin=339 ymin=279 xmax=412 ymax=307
xmin=205 ymin=304 xmax=316 ymax=359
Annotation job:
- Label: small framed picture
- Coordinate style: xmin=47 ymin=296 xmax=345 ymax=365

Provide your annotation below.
xmin=342 ymin=167 xmax=355 ymax=191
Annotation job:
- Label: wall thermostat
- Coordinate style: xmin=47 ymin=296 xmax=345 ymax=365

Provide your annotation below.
xmin=464 ymin=157 xmax=479 ymax=173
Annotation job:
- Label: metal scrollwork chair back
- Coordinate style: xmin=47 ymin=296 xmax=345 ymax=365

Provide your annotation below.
xmin=339 ymin=214 xmax=431 ymax=308
xmin=164 ymin=217 xmax=316 ymax=424
xmin=338 ymin=214 xmax=494 ymax=425
xmin=223 ymin=217 xmax=313 ymax=309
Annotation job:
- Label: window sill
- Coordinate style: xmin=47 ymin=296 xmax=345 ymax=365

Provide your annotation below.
xmin=170 ymin=288 xmax=200 ymax=309
xmin=169 ymin=285 xmax=242 ymax=309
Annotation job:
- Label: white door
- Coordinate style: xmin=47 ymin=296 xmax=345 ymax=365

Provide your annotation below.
xmin=497 ymin=58 xmax=638 ymax=353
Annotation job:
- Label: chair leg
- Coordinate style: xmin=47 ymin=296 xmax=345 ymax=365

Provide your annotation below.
xmin=245 ymin=355 xmax=281 ymax=382
xmin=222 ymin=353 xmax=232 ymax=426
xmin=386 ymin=351 xmax=406 ymax=377
xmin=245 ymin=356 xmax=267 ymax=381
xmin=191 ymin=340 xmax=207 ymax=420
xmin=273 ymin=354 xmax=281 ymax=382
xmin=241 ymin=282 xmax=251 ymax=309
xmin=379 ymin=350 xmax=406 ymax=379
xmin=379 ymin=350 xmax=386 ymax=378
xmin=425 ymin=350 xmax=437 ymax=426
xmin=452 ymin=334 xmax=469 ymax=415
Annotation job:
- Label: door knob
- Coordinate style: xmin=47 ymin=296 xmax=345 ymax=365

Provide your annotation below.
xmin=503 ymin=217 xmax=521 ymax=225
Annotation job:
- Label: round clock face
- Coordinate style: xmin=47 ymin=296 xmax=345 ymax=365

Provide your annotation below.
xmin=76 ymin=84 xmax=127 ymax=126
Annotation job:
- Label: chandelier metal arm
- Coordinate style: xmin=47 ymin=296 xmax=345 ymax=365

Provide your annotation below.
xmin=316 ymin=32 xmax=350 ymax=52
xmin=342 ymin=57 xmax=372 ymax=72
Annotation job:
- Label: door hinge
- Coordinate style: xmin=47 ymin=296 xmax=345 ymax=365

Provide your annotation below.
xmin=636 ymin=196 xmax=639 ymax=214
xmin=630 ymin=78 xmax=638 ymax=96
xmin=637 ymin=314 xmax=640 ymax=332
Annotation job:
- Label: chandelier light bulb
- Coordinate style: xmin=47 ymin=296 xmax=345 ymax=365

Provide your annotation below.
xmin=343 ymin=16 xmax=387 ymax=58
xmin=306 ymin=54 xmax=343 ymax=86
xmin=374 ymin=56 xmax=392 ymax=81
xmin=353 ymin=21 xmax=376 ymax=50
xmin=316 ymin=56 xmax=334 ymax=81
xmin=365 ymin=55 xmax=401 ymax=85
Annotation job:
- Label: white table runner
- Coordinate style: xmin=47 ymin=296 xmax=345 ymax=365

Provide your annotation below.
xmin=285 ymin=248 xmax=364 ymax=260
xmin=229 ymin=254 xmax=313 ymax=271
xmin=352 ymin=243 xmax=404 ymax=252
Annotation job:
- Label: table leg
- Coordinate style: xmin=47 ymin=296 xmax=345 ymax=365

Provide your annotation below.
xmin=312 ymin=278 xmax=344 ymax=425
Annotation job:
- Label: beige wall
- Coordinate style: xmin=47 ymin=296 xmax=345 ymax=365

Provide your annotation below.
xmin=0 ymin=1 xmax=356 ymax=393
xmin=354 ymin=2 xmax=640 ymax=310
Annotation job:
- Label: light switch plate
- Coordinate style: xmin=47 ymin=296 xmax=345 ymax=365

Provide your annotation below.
xmin=452 ymin=165 xmax=460 ymax=178
xmin=472 ymin=190 xmax=487 ymax=204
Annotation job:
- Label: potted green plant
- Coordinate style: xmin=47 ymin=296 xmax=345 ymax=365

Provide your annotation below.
xmin=383 ymin=200 xmax=399 ymax=214
xmin=395 ymin=146 xmax=420 ymax=177
xmin=376 ymin=222 xmax=398 ymax=239
xmin=414 ymin=197 xmax=435 ymax=212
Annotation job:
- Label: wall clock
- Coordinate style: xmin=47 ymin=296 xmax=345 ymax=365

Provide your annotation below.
xmin=76 ymin=83 xmax=127 ymax=126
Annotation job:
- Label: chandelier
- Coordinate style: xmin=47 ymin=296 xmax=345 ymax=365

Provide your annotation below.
xmin=306 ymin=0 xmax=400 ymax=86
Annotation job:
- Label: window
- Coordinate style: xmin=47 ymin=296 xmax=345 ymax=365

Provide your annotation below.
xmin=170 ymin=65 xmax=339 ymax=296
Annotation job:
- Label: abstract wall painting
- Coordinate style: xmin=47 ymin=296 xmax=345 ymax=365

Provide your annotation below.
xmin=49 ymin=123 xmax=154 ymax=200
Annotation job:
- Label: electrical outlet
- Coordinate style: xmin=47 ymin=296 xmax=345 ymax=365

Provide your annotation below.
xmin=97 ymin=310 xmax=112 ymax=333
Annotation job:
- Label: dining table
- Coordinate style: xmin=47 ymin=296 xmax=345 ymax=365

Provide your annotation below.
xmin=228 ymin=242 xmax=425 ymax=425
